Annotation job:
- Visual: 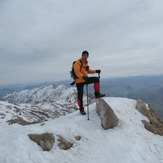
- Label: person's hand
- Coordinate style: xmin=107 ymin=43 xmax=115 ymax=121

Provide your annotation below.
xmin=96 ymin=70 xmax=101 ymax=74
xmin=83 ymin=76 xmax=89 ymax=84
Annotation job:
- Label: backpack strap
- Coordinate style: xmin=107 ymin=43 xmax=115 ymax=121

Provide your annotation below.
xmin=79 ymin=59 xmax=83 ymax=69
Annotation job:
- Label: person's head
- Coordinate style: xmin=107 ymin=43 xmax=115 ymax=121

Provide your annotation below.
xmin=82 ymin=51 xmax=89 ymax=60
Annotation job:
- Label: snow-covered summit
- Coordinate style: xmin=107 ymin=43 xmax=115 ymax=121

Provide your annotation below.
xmin=0 ymin=97 xmax=163 ymax=163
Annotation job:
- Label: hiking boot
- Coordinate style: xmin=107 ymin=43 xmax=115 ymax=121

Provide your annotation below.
xmin=95 ymin=92 xmax=105 ymax=98
xmin=80 ymin=108 xmax=86 ymax=115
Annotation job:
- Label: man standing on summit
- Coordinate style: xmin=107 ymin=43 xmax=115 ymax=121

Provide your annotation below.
xmin=74 ymin=51 xmax=105 ymax=115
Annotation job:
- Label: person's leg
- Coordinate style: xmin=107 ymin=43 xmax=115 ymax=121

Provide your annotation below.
xmin=76 ymin=82 xmax=86 ymax=115
xmin=87 ymin=77 xmax=99 ymax=92
xmin=88 ymin=77 xmax=105 ymax=98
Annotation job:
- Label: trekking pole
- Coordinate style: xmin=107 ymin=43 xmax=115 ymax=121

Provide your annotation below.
xmin=86 ymin=84 xmax=89 ymax=120
xmin=98 ymin=72 xmax=100 ymax=93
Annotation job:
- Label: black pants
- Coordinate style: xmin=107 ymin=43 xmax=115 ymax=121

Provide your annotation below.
xmin=76 ymin=77 xmax=99 ymax=109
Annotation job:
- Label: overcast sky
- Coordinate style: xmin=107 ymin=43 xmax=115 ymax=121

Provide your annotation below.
xmin=0 ymin=0 xmax=163 ymax=86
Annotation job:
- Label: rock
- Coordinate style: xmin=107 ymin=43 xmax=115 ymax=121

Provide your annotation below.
xmin=136 ymin=99 xmax=148 ymax=116
xmin=96 ymin=98 xmax=118 ymax=130
xmin=74 ymin=136 xmax=81 ymax=141
xmin=142 ymin=120 xmax=163 ymax=136
xmin=57 ymin=135 xmax=73 ymax=150
xmin=28 ymin=133 xmax=54 ymax=151
xmin=40 ymin=123 xmax=45 ymax=126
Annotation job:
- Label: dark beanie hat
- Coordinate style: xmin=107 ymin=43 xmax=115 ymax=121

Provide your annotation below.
xmin=82 ymin=51 xmax=89 ymax=57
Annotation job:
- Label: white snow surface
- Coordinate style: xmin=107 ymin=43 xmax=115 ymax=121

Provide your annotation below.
xmin=0 ymin=97 xmax=163 ymax=163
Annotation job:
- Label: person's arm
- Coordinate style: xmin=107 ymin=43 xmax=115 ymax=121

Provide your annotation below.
xmin=87 ymin=66 xmax=97 ymax=74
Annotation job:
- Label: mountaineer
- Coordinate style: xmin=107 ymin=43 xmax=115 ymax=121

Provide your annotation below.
xmin=74 ymin=51 xmax=105 ymax=115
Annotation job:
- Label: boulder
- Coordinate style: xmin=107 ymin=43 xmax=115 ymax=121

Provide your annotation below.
xmin=96 ymin=98 xmax=118 ymax=130
xmin=28 ymin=133 xmax=54 ymax=151
xmin=57 ymin=135 xmax=73 ymax=150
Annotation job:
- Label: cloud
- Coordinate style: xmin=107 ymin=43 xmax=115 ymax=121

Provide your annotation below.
xmin=0 ymin=0 xmax=163 ymax=85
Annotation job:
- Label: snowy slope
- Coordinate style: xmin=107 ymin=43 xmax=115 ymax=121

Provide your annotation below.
xmin=0 ymin=97 xmax=163 ymax=163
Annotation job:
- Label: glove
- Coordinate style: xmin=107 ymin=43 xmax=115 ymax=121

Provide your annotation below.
xmin=96 ymin=70 xmax=101 ymax=74
xmin=83 ymin=76 xmax=89 ymax=84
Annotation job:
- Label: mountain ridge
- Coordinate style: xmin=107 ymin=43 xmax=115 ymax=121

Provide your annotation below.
xmin=0 ymin=85 xmax=92 ymax=125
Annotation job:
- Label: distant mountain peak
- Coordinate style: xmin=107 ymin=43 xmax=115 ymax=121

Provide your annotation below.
xmin=3 ymin=84 xmax=73 ymax=104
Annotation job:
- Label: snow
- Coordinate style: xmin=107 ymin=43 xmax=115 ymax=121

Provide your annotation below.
xmin=0 ymin=97 xmax=163 ymax=163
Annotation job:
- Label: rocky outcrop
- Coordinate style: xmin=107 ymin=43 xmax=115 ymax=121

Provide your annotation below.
xmin=142 ymin=120 xmax=163 ymax=136
xmin=28 ymin=133 xmax=54 ymax=151
xmin=96 ymin=98 xmax=118 ymax=130
xmin=136 ymin=100 xmax=163 ymax=136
